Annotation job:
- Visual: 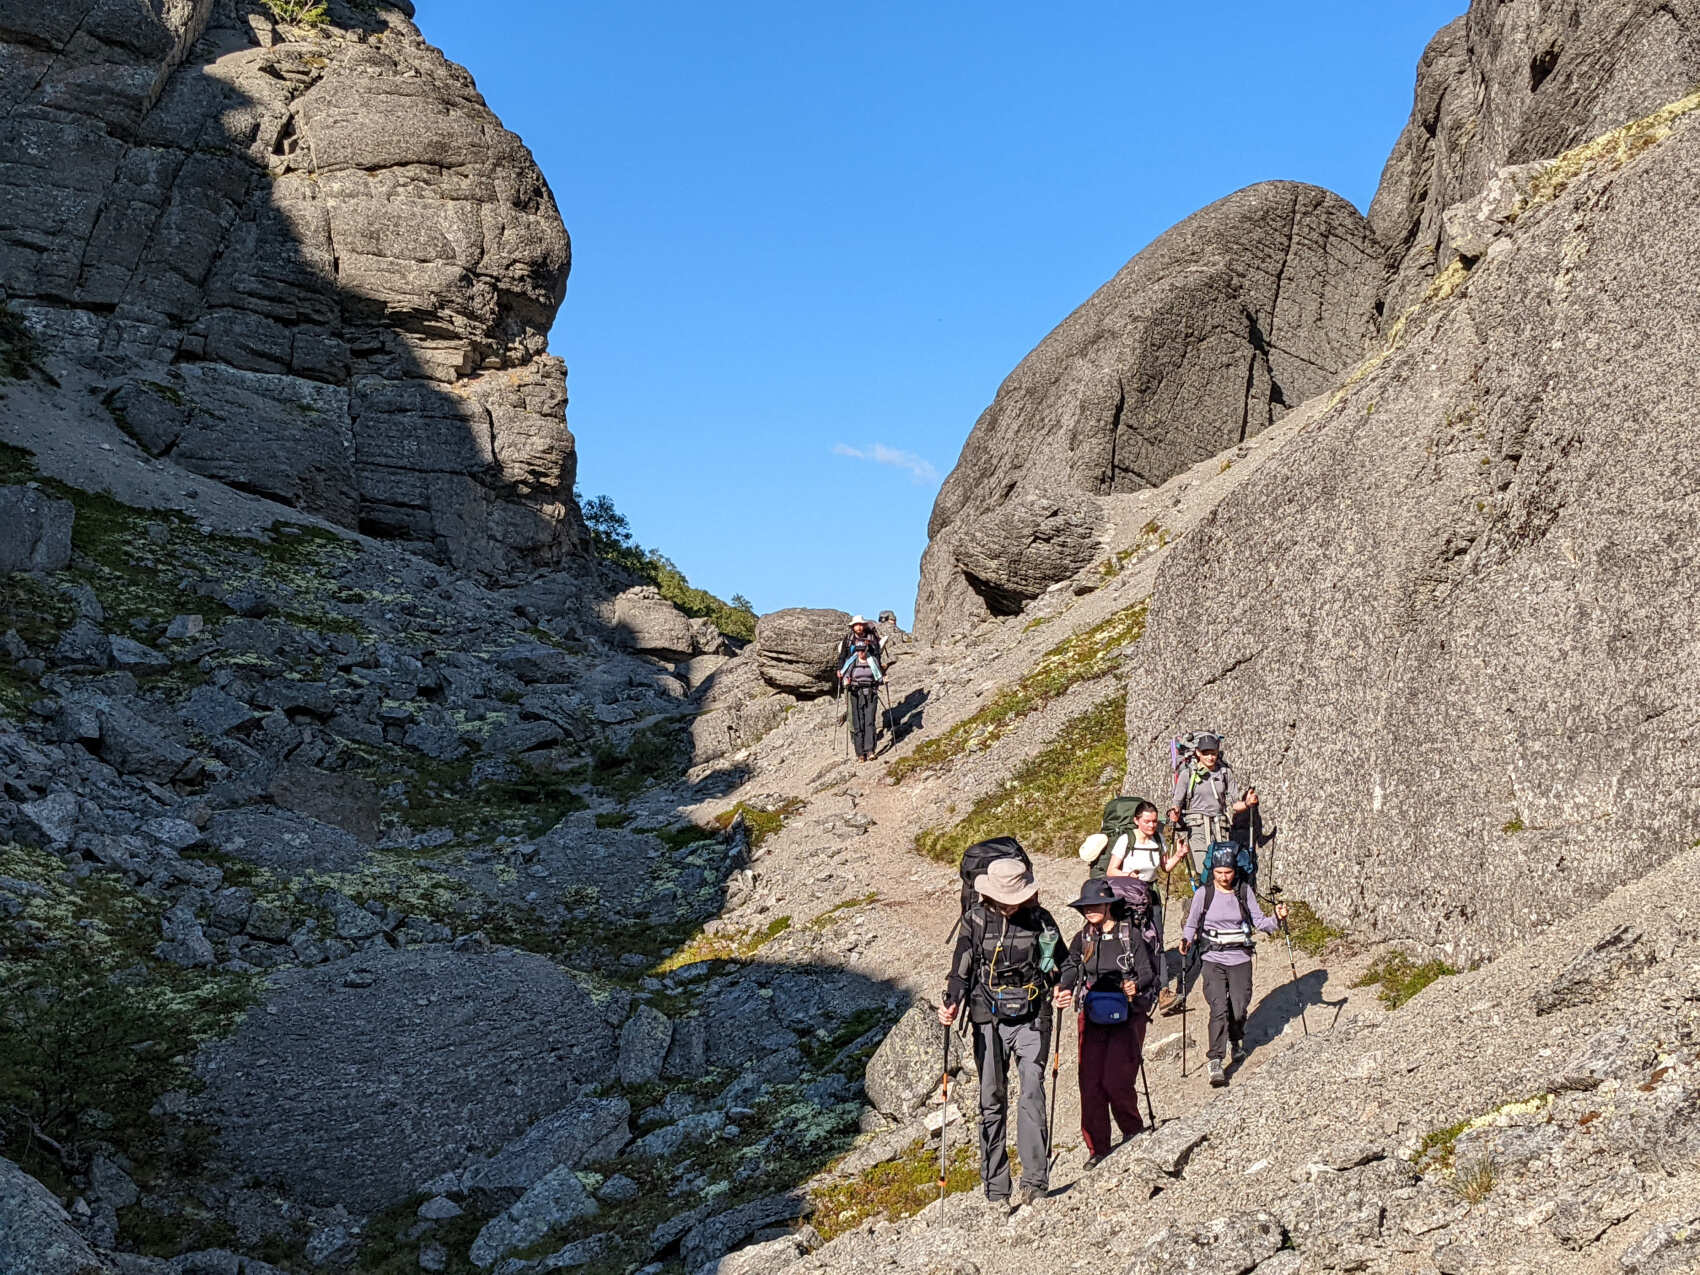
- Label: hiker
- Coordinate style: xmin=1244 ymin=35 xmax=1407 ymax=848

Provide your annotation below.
xmin=838 ymin=640 xmax=883 ymax=762
xmin=1103 ymin=799 xmax=1188 ymax=1004
xmin=937 ymin=858 xmax=1064 ymax=1209
xmin=1167 ymin=733 xmax=1256 ymax=882
xmin=837 ymin=614 xmax=883 ymax=667
xmin=1054 ymin=877 xmax=1157 ymax=1167
xmin=1178 ymin=843 xmax=1287 ymax=1087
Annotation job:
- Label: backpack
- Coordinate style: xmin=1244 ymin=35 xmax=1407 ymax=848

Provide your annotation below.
xmin=1204 ymin=837 xmax=1258 ymax=887
xmin=1085 ymin=795 xmax=1150 ymax=878
xmin=956 ymin=836 xmax=1033 ymax=917
xmin=963 ymin=903 xmax=1056 ymax=1021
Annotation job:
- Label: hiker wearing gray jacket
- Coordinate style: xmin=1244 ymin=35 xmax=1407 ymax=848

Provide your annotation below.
xmin=1180 ymin=843 xmax=1286 ymax=1087
xmin=1168 ymin=734 xmax=1255 ymax=877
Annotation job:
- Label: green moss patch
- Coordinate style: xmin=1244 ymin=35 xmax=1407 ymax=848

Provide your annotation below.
xmin=652 ymin=916 xmax=792 ymax=975
xmin=890 ymin=602 xmax=1146 ymax=783
xmin=914 ymin=691 xmax=1127 ymax=864
xmin=712 ymin=798 xmax=803 ymax=849
xmin=590 ymin=720 xmax=687 ymax=799
xmin=1351 ymin=951 xmax=1459 ymax=1009
xmin=811 ymin=1141 xmax=979 ymax=1241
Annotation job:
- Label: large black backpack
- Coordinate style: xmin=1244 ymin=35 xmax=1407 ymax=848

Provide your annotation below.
xmin=957 ymin=836 xmax=1032 ymax=916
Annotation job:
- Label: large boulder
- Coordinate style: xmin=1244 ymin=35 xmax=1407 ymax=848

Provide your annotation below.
xmin=754 ymin=608 xmax=851 ymax=697
xmin=1119 ymin=105 xmax=1700 ymax=961
xmin=193 ymin=948 xmax=617 ymax=1212
xmin=612 ymin=587 xmax=696 ymax=660
xmin=863 ymin=1000 xmax=964 ymax=1118
xmin=1369 ymin=0 xmax=1700 ymax=315
xmin=0 ymin=1156 xmax=115 ymax=1275
xmin=0 ymin=486 xmax=74 ymax=573
xmin=0 ymin=1 xmax=586 ymax=571
xmin=917 ymin=182 xmax=1381 ymax=640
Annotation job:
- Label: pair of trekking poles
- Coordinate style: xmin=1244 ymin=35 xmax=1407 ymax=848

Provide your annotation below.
xmin=935 ymin=1000 xmax=1159 ymax=1201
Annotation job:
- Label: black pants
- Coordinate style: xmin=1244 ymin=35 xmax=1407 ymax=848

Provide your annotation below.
xmin=1202 ymin=960 xmax=1253 ymax=1061
xmin=849 ymin=683 xmax=879 ymax=756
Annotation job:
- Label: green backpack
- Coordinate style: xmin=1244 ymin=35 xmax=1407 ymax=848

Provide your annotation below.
xmin=1086 ymin=796 xmax=1150 ymax=878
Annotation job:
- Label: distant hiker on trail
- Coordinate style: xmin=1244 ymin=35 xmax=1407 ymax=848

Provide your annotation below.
xmin=838 ymin=641 xmax=884 ymax=762
xmin=938 ymin=857 xmax=1063 ymax=1210
xmin=1054 ymin=877 xmax=1156 ymax=1168
xmin=837 ymin=614 xmax=883 ymax=668
xmin=1179 ymin=843 xmax=1286 ymax=1088
xmin=1168 ymin=733 xmax=1257 ymax=881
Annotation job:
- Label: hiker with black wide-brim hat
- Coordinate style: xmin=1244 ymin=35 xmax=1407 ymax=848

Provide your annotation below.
xmin=937 ymin=857 xmax=1063 ymax=1210
xmin=837 ymin=638 xmax=884 ymax=762
xmin=1179 ymin=843 xmax=1286 ymax=1087
xmin=1053 ymin=877 xmax=1157 ymax=1168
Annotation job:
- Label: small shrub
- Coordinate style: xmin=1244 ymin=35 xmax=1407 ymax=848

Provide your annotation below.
xmin=713 ymin=798 xmax=802 ymax=848
xmin=1502 ymin=815 xmax=1525 ymax=834
xmin=1352 ymin=951 xmax=1458 ymax=1009
xmin=264 ymin=0 xmax=330 ymax=26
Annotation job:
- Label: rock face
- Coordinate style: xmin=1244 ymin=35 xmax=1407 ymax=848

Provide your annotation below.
xmin=1368 ymin=0 xmax=1700 ymax=314
xmin=0 ymin=486 xmax=75 ymax=573
xmin=754 ymin=608 xmax=851 ymax=697
xmin=0 ymin=0 xmax=585 ymax=571
xmin=1120 ymin=103 xmax=1700 ymax=959
xmin=0 ymin=1157 xmax=114 ymax=1275
xmin=917 ymin=181 xmax=1381 ymax=640
xmin=193 ymin=948 xmax=616 ymax=1212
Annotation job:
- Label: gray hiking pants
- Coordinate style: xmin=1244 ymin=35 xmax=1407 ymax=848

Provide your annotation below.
xmin=971 ymin=1015 xmax=1051 ymax=1199
xmin=1202 ymin=960 xmax=1253 ymax=1061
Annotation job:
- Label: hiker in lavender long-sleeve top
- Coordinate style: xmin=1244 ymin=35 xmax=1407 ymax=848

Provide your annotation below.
xmin=1180 ymin=843 xmax=1288 ymax=1087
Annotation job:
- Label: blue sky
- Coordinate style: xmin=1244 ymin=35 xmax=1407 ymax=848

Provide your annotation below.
xmin=423 ymin=2 xmax=1462 ymax=625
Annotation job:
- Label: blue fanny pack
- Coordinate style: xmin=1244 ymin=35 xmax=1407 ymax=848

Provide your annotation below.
xmin=1082 ymin=988 xmax=1129 ymax=1026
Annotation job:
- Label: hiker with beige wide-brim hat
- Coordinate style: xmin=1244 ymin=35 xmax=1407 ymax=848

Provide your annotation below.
xmin=936 ymin=845 xmax=1064 ymax=1211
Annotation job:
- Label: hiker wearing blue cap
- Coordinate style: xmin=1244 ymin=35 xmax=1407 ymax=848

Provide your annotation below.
xmin=1179 ymin=843 xmax=1286 ymax=1087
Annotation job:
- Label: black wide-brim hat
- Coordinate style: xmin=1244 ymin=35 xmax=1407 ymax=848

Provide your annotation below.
xmin=1066 ymin=877 xmax=1121 ymax=912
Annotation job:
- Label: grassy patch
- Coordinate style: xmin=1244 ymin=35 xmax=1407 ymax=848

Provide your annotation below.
xmin=1519 ymin=89 xmax=1700 ymax=215
xmin=811 ymin=1141 xmax=979 ymax=1241
xmin=1416 ymin=1093 xmax=1553 ymax=1174
xmin=374 ymin=755 xmax=591 ymax=839
xmin=1452 ymin=1159 xmax=1495 ymax=1204
xmin=914 ymin=692 xmax=1127 ymax=864
xmin=1351 ymin=951 xmax=1459 ymax=1009
xmin=652 ymin=916 xmax=792 ymax=975
xmin=713 ymin=798 xmax=803 ymax=849
xmin=1280 ymin=899 xmax=1344 ymax=958
xmin=595 ymin=810 xmax=633 ymax=829
xmin=890 ymin=602 xmax=1147 ymax=783
xmin=642 ymin=822 xmax=717 ymax=852
xmin=1502 ymin=815 xmax=1525 ymax=834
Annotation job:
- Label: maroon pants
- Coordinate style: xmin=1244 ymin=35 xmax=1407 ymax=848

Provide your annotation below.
xmin=1077 ymin=1010 xmax=1147 ymax=1156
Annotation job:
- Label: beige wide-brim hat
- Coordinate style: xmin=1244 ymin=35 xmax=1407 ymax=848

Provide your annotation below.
xmin=975 ymin=857 xmax=1037 ymax=906
xmin=849 ymin=615 xmax=868 ymax=625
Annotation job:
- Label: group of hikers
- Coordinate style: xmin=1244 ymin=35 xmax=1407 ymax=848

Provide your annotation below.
xmin=933 ymin=732 xmax=1297 ymax=1209
xmin=835 ymin=614 xmax=890 ymax=762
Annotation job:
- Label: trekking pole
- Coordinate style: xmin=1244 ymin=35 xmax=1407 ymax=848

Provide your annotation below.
xmin=1280 ymin=918 xmax=1310 ymax=1037
xmin=936 ymin=1023 xmax=952 ymax=1202
xmin=1139 ymin=1059 xmax=1158 ymax=1129
xmin=1045 ymin=1001 xmax=1063 ymax=1171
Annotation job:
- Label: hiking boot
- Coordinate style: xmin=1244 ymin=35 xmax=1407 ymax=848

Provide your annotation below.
xmin=1016 ymin=1185 xmax=1044 ymax=1208
xmin=1208 ymin=1058 xmax=1227 ymax=1087
xmin=1158 ymin=990 xmax=1186 ymax=1017
xmin=1231 ymin=1039 xmax=1248 ymax=1064
xmin=1082 ymin=1153 xmax=1108 ymax=1171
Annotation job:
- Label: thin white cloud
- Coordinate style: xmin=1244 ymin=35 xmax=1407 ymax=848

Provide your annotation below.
xmin=833 ymin=442 xmax=940 ymax=485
